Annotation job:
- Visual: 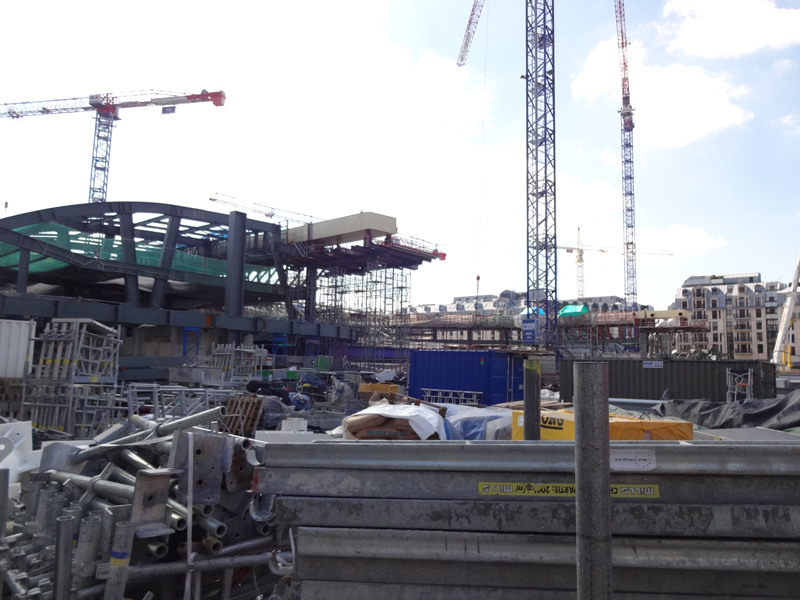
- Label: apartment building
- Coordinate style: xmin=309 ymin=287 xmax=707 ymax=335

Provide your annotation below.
xmin=672 ymin=273 xmax=799 ymax=361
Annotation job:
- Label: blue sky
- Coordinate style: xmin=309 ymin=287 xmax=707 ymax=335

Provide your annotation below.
xmin=1 ymin=1 xmax=799 ymax=309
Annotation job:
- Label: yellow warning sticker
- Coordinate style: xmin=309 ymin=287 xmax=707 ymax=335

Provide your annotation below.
xmin=478 ymin=482 xmax=659 ymax=499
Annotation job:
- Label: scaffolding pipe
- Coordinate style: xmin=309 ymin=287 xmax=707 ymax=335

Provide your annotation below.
xmin=55 ymin=516 xmax=74 ymax=600
xmin=75 ymin=517 xmax=102 ymax=590
xmin=129 ymin=406 xmax=227 ymax=438
xmin=523 ymin=360 xmax=542 ymax=441
xmin=574 ymin=361 xmax=612 ymax=599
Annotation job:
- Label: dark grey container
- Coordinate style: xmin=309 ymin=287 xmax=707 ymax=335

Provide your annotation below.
xmin=559 ymin=358 xmax=776 ymax=403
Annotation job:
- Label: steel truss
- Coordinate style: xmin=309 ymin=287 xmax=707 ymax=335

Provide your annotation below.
xmin=527 ymin=0 xmax=557 ymax=346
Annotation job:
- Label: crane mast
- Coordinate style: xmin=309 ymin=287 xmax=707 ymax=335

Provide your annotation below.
xmin=615 ymin=0 xmax=637 ymax=310
xmin=527 ymin=0 xmax=557 ymax=345
xmin=1 ymin=90 xmax=225 ymax=204
xmin=456 ymin=0 xmax=557 ymax=347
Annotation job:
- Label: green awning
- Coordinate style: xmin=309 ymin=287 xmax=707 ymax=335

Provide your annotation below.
xmin=558 ymin=304 xmax=588 ymax=317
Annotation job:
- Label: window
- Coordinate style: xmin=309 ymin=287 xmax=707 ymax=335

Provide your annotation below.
xmin=738 ymin=297 xmax=746 ymax=307
xmin=681 ymin=300 xmax=688 ymax=309
xmin=756 ymin=308 xmax=761 ymax=318
xmin=713 ymin=333 xmax=719 ymax=343
xmin=757 ymin=321 xmax=762 ymax=330
xmin=758 ymin=344 xmax=764 ymax=355
xmin=739 ymin=286 xmax=745 ymax=293
xmin=757 ymin=332 xmax=763 ymax=342
xmin=712 ymin=321 xmax=718 ymax=331
xmin=754 ymin=296 xmax=762 ymax=306
xmin=725 ymin=297 xmax=733 ymax=307
xmin=711 ymin=299 xmax=718 ymax=308
xmin=712 ymin=310 xmax=718 ymax=320
xmin=769 ymin=285 xmax=776 ymax=291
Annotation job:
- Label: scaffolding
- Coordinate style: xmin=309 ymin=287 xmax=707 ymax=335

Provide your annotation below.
xmin=315 ymin=263 xmax=410 ymax=371
xmin=211 ymin=343 xmax=269 ymax=384
xmin=22 ymin=319 xmax=123 ymax=438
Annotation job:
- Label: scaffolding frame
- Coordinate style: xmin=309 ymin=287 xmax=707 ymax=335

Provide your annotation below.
xmin=23 ymin=319 xmax=123 ymax=438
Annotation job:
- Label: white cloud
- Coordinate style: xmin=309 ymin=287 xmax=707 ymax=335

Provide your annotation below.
xmin=637 ymin=224 xmax=727 ymax=257
xmin=600 ymin=148 xmax=620 ymax=169
xmin=780 ymin=112 xmax=800 ymax=134
xmin=773 ymin=58 xmax=799 ymax=75
xmin=663 ymin=0 xmax=800 ymax=59
xmin=572 ymin=37 xmax=753 ymax=148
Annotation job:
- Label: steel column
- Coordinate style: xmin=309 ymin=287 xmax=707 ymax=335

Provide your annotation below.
xmin=574 ymin=361 xmax=611 ymax=599
xmin=150 ymin=215 xmax=181 ymax=309
xmin=119 ymin=212 xmax=140 ymax=307
xmin=225 ymin=211 xmax=246 ymax=344
xmin=15 ymin=249 xmax=29 ymax=294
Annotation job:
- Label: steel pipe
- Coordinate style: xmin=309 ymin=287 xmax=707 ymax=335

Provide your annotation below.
xmin=71 ymin=430 xmax=157 ymax=465
xmin=523 ymin=360 xmax=541 ymax=441
xmin=55 ymin=516 xmax=74 ymax=600
xmin=202 ymin=536 xmax=222 ymax=555
xmin=0 ymin=469 xmax=9 ymax=541
xmin=574 ymin=361 xmax=612 ymax=600
xmin=216 ymin=536 xmax=271 ymax=558
xmin=102 ymin=521 xmax=137 ymax=600
xmin=146 ymin=542 xmax=168 ymax=559
xmin=26 ymin=480 xmax=44 ymax=520
xmin=75 ymin=517 xmax=102 ymax=590
xmin=129 ymin=406 xmax=227 ymax=438
xmin=126 ymin=552 xmax=274 ymax=580
xmin=44 ymin=495 xmax=70 ymax=545
xmin=47 ymin=472 xmax=134 ymax=503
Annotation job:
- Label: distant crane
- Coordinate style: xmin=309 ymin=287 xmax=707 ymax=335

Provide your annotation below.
xmin=557 ymin=227 xmax=672 ymax=299
xmin=209 ymin=193 xmax=322 ymax=226
xmin=772 ymin=247 xmax=800 ymax=368
xmin=1 ymin=89 xmax=225 ymax=203
xmin=456 ymin=0 xmax=487 ymax=66
xmin=615 ymin=0 xmax=638 ymax=310
xmin=457 ymin=0 xmax=558 ymax=346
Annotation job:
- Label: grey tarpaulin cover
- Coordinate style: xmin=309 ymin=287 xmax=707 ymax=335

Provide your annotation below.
xmin=646 ymin=389 xmax=800 ymax=430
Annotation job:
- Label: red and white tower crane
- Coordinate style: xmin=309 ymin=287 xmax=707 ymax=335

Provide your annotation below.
xmin=1 ymin=89 xmax=225 ymax=203
xmin=615 ymin=0 xmax=637 ymax=310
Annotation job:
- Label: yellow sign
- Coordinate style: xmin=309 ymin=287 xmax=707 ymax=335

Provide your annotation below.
xmin=479 ymin=482 xmax=659 ymax=498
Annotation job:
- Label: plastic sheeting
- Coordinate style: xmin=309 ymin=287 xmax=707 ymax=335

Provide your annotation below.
xmin=343 ymin=404 xmax=448 ymax=441
xmin=437 ymin=404 xmax=513 ymax=441
xmin=647 ymin=389 xmax=800 ymax=430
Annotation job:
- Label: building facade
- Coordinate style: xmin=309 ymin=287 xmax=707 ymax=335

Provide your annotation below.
xmin=671 ymin=273 xmax=799 ymax=361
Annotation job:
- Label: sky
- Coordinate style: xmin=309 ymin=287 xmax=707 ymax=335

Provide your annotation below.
xmin=1 ymin=0 xmax=799 ymax=310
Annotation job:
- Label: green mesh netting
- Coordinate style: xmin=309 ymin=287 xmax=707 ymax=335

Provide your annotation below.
xmin=3 ymin=221 xmax=276 ymax=281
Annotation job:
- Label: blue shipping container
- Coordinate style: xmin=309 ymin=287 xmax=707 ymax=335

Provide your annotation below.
xmin=408 ymin=350 xmax=524 ymax=406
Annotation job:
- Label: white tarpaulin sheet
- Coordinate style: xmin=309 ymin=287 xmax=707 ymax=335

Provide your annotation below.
xmin=344 ymin=404 xmax=447 ymax=440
